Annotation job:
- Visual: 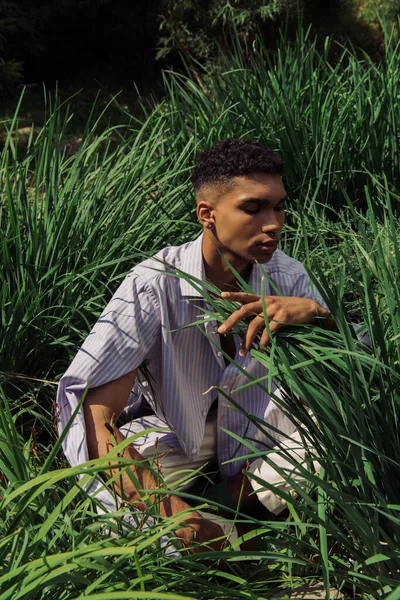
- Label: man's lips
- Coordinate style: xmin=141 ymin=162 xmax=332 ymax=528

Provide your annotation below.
xmin=256 ymin=239 xmax=279 ymax=252
xmin=258 ymin=243 xmax=278 ymax=253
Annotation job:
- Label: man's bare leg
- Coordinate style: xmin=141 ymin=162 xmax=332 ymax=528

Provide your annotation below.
xmin=83 ymin=370 xmax=226 ymax=552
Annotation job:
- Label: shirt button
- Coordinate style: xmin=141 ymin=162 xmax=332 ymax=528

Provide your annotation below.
xmin=223 ymin=385 xmax=228 ymax=389
xmin=192 ymin=448 xmax=197 ymax=453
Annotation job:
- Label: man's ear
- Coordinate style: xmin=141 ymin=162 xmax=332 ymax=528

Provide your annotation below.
xmin=197 ymin=200 xmax=215 ymax=229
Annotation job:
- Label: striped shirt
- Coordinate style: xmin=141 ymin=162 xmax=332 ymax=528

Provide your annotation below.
xmin=57 ymin=233 xmax=326 ymax=482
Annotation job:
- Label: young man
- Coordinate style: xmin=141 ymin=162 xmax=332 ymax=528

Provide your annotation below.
xmin=57 ymin=139 xmax=329 ymax=552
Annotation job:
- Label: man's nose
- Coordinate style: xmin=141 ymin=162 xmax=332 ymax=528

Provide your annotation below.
xmin=261 ymin=217 xmax=281 ymax=233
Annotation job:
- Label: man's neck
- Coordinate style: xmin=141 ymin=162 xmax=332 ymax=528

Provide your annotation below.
xmin=201 ymin=234 xmax=252 ymax=292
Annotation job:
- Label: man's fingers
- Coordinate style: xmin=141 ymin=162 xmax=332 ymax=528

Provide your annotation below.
xmin=240 ymin=314 xmax=265 ymax=355
xmin=221 ymin=291 xmax=263 ymax=304
xmin=239 ymin=319 xmax=282 ymax=356
xmin=218 ymin=301 xmax=264 ymax=334
xmin=259 ymin=321 xmax=281 ymax=348
xmin=218 ymin=293 xmax=317 ymax=354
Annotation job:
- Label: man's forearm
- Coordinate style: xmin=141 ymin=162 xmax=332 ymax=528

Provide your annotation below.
xmin=84 ymin=401 xmax=159 ymax=510
xmin=83 ymin=401 xmax=224 ymax=550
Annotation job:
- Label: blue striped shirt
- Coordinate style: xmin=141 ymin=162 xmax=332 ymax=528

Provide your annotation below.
xmin=57 ymin=233 xmax=325 ymax=479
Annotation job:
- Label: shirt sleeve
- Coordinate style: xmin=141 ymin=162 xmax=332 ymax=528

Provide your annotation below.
xmin=247 ymin=427 xmax=320 ymax=514
xmin=287 ymin=268 xmax=328 ymax=310
xmin=56 ymin=271 xmax=160 ymax=468
xmin=289 ymin=268 xmax=370 ymax=343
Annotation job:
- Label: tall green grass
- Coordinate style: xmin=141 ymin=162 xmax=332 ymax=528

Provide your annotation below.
xmin=1 ymin=95 xmax=198 ymax=392
xmin=1 ymin=24 xmax=400 ymax=598
xmin=149 ymin=26 xmax=400 ymax=214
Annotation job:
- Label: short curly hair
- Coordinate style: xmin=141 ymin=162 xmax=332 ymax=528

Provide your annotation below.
xmin=191 ymin=138 xmax=284 ymax=193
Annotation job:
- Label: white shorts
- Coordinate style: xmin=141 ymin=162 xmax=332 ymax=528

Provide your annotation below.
xmin=89 ymin=405 xmax=317 ymax=553
xmin=120 ymin=407 xmax=318 ymax=517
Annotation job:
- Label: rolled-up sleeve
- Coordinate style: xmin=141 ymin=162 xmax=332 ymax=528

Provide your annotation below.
xmin=247 ymin=428 xmax=320 ymax=515
xmin=56 ymin=272 xmax=160 ymax=469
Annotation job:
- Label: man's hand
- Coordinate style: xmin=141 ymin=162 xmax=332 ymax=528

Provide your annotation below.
xmin=175 ymin=508 xmax=226 ymax=553
xmin=218 ymin=292 xmax=330 ymax=355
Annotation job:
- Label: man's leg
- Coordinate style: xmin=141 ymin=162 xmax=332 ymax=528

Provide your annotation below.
xmin=119 ymin=411 xmax=218 ymax=489
xmin=202 ymin=428 xmax=317 ymax=519
xmin=82 ymin=373 xmax=234 ymax=553
xmin=120 ymin=410 xmax=243 ymax=550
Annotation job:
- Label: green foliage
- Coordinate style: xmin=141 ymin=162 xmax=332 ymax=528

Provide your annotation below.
xmin=151 ymin=25 xmax=400 ymax=216
xmin=354 ymin=0 xmax=400 ymax=23
xmin=0 ymin=92 xmax=198 ymax=391
xmin=157 ymin=0 xmax=298 ymax=60
xmin=157 ymin=0 xmax=400 ymax=62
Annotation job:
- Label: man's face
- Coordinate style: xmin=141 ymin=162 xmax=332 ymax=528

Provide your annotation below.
xmin=200 ymin=172 xmax=287 ymax=265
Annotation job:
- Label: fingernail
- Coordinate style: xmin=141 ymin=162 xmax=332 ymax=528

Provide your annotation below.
xmin=221 ymin=292 xmax=229 ymax=298
xmin=218 ymin=326 xmax=226 ymax=333
xmin=239 ymin=348 xmax=246 ymax=357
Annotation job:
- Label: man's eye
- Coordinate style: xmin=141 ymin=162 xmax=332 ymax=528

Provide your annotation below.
xmin=276 ymin=204 xmax=285 ymax=212
xmin=243 ymin=206 xmax=259 ymax=214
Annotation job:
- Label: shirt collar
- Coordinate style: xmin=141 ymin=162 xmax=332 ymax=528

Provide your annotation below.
xmin=179 ymin=232 xmax=280 ymax=297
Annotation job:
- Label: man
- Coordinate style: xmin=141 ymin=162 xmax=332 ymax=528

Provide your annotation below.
xmin=57 ymin=138 xmax=330 ymax=552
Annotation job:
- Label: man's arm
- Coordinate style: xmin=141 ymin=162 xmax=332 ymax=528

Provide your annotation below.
xmin=84 ymin=369 xmax=155 ymax=508
xmin=83 ymin=371 xmax=225 ymax=551
xmin=218 ymin=291 xmax=332 ymax=355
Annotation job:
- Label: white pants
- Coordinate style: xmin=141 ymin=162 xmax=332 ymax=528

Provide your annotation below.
xmin=120 ymin=413 xmax=217 ymax=489
xmin=120 ymin=408 xmax=318 ymax=516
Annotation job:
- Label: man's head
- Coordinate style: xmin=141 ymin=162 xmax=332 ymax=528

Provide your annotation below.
xmin=192 ymin=139 xmax=287 ymax=266
xmin=191 ymin=138 xmax=284 ymax=199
